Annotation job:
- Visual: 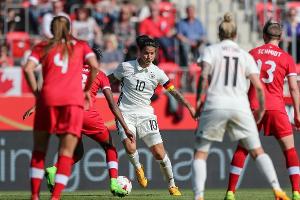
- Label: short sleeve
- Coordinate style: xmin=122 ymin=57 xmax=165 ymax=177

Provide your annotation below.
xmin=201 ymin=46 xmax=213 ymax=65
xmin=82 ymin=42 xmax=95 ymax=60
xmin=286 ymin=55 xmax=297 ymax=77
xmin=157 ymin=69 xmax=169 ymax=85
xmin=98 ymin=71 xmax=111 ymax=91
xmin=113 ymin=63 xmax=125 ymax=80
xmin=28 ymin=44 xmax=43 ymax=65
xmin=245 ymin=53 xmax=259 ymax=76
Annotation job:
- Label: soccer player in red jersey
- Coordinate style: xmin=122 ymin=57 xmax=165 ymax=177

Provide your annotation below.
xmin=23 ymin=48 xmax=135 ymax=197
xmin=23 ymin=16 xmax=100 ymax=200
xmin=224 ymin=20 xmax=300 ymax=200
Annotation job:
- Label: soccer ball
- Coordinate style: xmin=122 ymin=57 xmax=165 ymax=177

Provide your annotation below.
xmin=117 ymin=176 xmax=132 ymax=195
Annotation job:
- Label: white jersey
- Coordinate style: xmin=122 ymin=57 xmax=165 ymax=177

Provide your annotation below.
xmin=113 ymin=60 xmax=169 ymax=113
xmin=201 ymin=40 xmax=259 ymax=112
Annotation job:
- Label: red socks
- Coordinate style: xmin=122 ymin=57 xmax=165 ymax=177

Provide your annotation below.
xmin=51 ymin=155 xmax=73 ymax=199
xmin=227 ymin=145 xmax=248 ymax=192
xmin=106 ymin=145 xmax=118 ymax=178
xmin=30 ymin=151 xmax=46 ymax=198
xmin=284 ymin=147 xmax=300 ymax=192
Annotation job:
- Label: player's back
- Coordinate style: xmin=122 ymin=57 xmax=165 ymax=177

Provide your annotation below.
xmin=82 ymin=65 xmax=111 ymax=104
xmin=203 ymin=40 xmax=259 ymax=112
xmin=30 ymin=39 xmax=93 ymax=106
xmin=249 ymin=43 xmax=296 ymax=111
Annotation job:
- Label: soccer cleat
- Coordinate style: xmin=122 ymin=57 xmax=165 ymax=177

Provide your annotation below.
xmin=292 ymin=191 xmax=300 ymax=200
xmin=135 ymin=166 xmax=148 ymax=188
xmin=44 ymin=166 xmax=57 ymax=193
xmin=274 ymin=190 xmax=290 ymax=200
xmin=224 ymin=191 xmax=235 ymax=200
xmin=110 ymin=178 xmax=128 ymax=197
xmin=169 ymin=186 xmax=182 ymax=196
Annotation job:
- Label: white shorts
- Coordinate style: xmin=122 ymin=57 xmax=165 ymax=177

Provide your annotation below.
xmin=195 ymin=109 xmax=261 ymax=150
xmin=116 ymin=113 xmax=163 ymax=147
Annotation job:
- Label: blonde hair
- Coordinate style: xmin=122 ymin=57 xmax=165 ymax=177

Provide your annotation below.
xmin=219 ymin=12 xmax=237 ymax=40
xmin=44 ymin=16 xmax=73 ymax=59
xmin=104 ymin=34 xmax=118 ymax=50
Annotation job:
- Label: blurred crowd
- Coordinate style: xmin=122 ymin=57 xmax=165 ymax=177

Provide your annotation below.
xmin=0 ymin=0 xmax=207 ymax=75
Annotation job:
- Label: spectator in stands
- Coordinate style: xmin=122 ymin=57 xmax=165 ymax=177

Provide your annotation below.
xmin=114 ymin=5 xmax=136 ymax=51
xmin=93 ymin=0 xmax=117 ymax=34
xmin=7 ymin=8 xmax=25 ymax=32
xmin=176 ymin=5 xmax=206 ymax=67
xmin=0 ymin=44 xmax=14 ymax=67
xmin=139 ymin=2 xmax=175 ymax=62
xmin=41 ymin=0 xmax=68 ymax=38
xmin=283 ymin=7 xmax=300 ymax=63
xmin=29 ymin=0 xmax=41 ymax=35
xmin=101 ymin=34 xmax=124 ymax=75
xmin=72 ymin=7 xmax=102 ymax=47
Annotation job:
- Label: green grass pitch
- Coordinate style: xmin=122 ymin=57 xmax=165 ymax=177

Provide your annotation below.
xmin=0 ymin=189 xmax=291 ymax=200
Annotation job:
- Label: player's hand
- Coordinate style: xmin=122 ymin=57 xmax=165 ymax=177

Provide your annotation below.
xmin=253 ymin=108 xmax=265 ymax=124
xmin=294 ymin=114 xmax=300 ymax=129
xmin=84 ymin=91 xmax=92 ymax=110
xmin=124 ymin=129 xmax=135 ymax=143
xmin=23 ymin=106 xmax=36 ymax=120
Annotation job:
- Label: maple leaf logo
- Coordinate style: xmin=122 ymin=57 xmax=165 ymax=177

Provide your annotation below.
xmin=0 ymin=71 xmax=14 ymax=93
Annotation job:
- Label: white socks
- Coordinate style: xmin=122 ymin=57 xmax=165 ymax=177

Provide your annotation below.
xmin=157 ymin=154 xmax=175 ymax=187
xmin=127 ymin=151 xmax=142 ymax=169
xmin=255 ymin=153 xmax=281 ymax=190
xmin=192 ymin=159 xmax=206 ymax=199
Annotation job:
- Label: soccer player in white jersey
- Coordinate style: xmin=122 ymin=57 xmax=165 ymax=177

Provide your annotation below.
xmin=109 ymin=35 xmax=195 ymax=196
xmin=192 ymin=13 xmax=290 ymax=200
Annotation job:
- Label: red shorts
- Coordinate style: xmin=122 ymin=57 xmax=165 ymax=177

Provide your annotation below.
xmin=34 ymin=105 xmax=83 ymax=138
xmin=82 ymin=109 xmax=109 ymax=142
xmin=258 ymin=110 xmax=292 ymax=139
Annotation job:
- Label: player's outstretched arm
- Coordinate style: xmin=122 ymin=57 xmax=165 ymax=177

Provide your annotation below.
xmin=288 ymin=75 xmax=300 ymax=128
xmin=85 ymin=56 xmax=101 ymax=109
xmin=23 ymin=105 xmax=36 ymax=120
xmin=168 ymin=88 xmax=195 ymax=118
xmin=248 ymin=73 xmax=265 ymax=123
xmin=194 ymin=61 xmax=210 ymax=118
xmin=102 ymin=88 xmax=135 ymax=142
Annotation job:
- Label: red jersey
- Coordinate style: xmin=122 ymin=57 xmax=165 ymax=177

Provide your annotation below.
xmin=248 ymin=43 xmax=297 ymax=111
xmin=82 ymin=65 xmax=111 ymax=104
xmin=29 ymin=39 xmax=94 ymax=106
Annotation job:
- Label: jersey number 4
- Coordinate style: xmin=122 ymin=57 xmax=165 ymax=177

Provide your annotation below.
xmin=256 ymin=59 xmax=276 ymax=83
xmin=54 ymin=53 xmax=68 ymax=74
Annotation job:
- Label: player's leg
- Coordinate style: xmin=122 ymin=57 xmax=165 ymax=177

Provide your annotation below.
xmin=30 ymin=131 xmax=50 ymax=200
xmin=267 ymin=111 xmax=300 ymax=199
xmin=225 ymin=144 xmax=248 ymax=200
xmin=87 ymin=128 xmax=127 ymax=197
xmin=45 ymin=139 xmax=84 ymax=193
xmin=51 ymin=133 xmax=79 ymax=200
xmin=117 ymin=118 xmax=147 ymax=187
xmin=144 ymin=133 xmax=180 ymax=196
xmin=193 ymin=137 xmax=212 ymax=200
xmin=51 ymin=106 xmax=83 ymax=200
xmin=240 ymin=135 xmax=290 ymax=200
xmin=194 ymin=109 xmax=228 ymax=200
xmin=277 ymin=135 xmax=300 ymax=200
xmin=30 ymin=105 xmax=52 ymax=200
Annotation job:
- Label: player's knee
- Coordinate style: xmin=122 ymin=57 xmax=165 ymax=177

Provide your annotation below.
xmin=249 ymin=147 xmax=264 ymax=159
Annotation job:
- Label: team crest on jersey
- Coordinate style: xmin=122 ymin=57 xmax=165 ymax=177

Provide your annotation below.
xmin=149 ymin=72 xmax=155 ymax=79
